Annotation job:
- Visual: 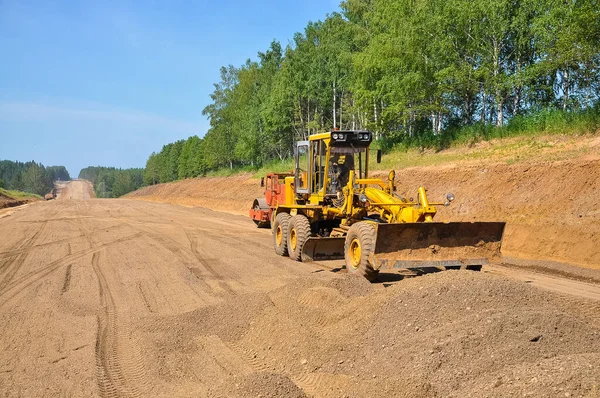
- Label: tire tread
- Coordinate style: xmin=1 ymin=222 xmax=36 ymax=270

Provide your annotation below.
xmin=273 ymin=213 xmax=291 ymax=256
xmin=288 ymin=215 xmax=312 ymax=261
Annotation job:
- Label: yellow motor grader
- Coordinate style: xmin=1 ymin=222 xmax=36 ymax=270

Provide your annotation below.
xmin=263 ymin=130 xmax=505 ymax=281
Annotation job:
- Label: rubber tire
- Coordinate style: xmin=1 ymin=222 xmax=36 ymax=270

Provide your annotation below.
xmin=273 ymin=213 xmax=292 ymax=256
xmin=344 ymin=222 xmax=379 ymax=282
xmin=287 ymin=215 xmax=312 ymax=261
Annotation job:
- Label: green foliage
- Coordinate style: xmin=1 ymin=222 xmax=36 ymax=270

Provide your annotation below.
xmin=146 ymin=0 xmax=599 ymax=179
xmin=0 ymin=188 xmax=43 ymax=200
xmin=0 ymin=160 xmax=70 ymax=196
xmin=387 ymin=107 xmax=600 ymax=152
xmin=79 ymin=166 xmax=144 ymax=198
xmin=45 ymin=166 xmax=70 ymax=182
xmin=143 ymin=135 xmax=207 ymax=186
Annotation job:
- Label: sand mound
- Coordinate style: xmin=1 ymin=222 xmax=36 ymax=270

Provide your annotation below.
xmin=137 ymin=271 xmax=600 ymax=397
xmin=208 ymin=373 xmax=307 ymax=398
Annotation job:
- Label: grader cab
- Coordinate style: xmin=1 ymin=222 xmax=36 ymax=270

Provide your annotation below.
xmin=252 ymin=130 xmax=505 ymax=281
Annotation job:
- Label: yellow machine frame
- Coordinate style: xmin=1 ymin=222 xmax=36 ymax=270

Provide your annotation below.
xmin=268 ymin=130 xmax=505 ymax=282
xmin=275 ymin=131 xmax=443 ymax=225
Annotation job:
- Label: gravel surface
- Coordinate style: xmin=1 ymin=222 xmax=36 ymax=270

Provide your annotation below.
xmin=1 ymin=180 xmax=599 ymax=397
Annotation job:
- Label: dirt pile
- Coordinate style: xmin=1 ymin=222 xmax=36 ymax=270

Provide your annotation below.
xmin=137 ymin=270 xmax=600 ymax=397
xmin=207 ymin=373 xmax=308 ymax=398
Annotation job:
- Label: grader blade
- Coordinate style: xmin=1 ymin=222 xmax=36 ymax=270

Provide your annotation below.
xmin=370 ymin=222 xmax=505 ymax=271
xmin=301 ymin=237 xmax=346 ymax=262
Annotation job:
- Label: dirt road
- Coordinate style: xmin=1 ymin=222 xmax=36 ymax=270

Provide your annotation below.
xmin=56 ymin=179 xmax=95 ymax=200
xmin=1 ymin=181 xmax=600 ymax=397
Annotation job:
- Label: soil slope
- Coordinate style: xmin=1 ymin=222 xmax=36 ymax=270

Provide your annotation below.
xmin=127 ymin=135 xmax=600 ymax=271
xmin=0 ymin=191 xmax=39 ymax=209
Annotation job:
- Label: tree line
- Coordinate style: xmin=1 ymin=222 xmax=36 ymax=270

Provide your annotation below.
xmin=143 ymin=135 xmax=207 ymax=185
xmin=0 ymin=160 xmax=70 ymax=196
xmin=163 ymin=0 xmax=598 ymax=174
xmin=78 ymin=167 xmax=144 ymax=198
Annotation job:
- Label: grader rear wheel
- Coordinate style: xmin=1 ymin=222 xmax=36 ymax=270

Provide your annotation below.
xmin=344 ymin=222 xmax=379 ymax=282
xmin=273 ymin=213 xmax=291 ymax=256
xmin=287 ymin=215 xmax=311 ymax=261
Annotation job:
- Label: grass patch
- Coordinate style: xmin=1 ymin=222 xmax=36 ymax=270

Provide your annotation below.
xmin=383 ymin=107 xmax=600 ymax=153
xmin=369 ymin=107 xmax=599 ymax=170
xmin=0 ymin=188 xmax=43 ymax=200
xmin=197 ymin=108 xmax=599 ymax=179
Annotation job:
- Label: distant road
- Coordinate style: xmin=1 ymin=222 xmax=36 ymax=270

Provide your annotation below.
xmin=55 ymin=179 xmax=95 ymax=200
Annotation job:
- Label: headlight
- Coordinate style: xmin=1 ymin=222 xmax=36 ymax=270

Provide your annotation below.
xmin=332 ymin=133 xmax=338 ymax=139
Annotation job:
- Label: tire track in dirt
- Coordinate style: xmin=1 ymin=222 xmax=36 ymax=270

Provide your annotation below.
xmin=555 ymin=294 xmax=600 ymax=328
xmin=61 ymin=264 xmax=72 ymax=293
xmin=0 ymin=234 xmax=86 ymax=260
xmin=88 ymin=216 xmax=217 ymax=312
xmin=0 ymin=203 xmax=67 ymax=291
xmin=0 ymin=231 xmax=39 ymax=288
xmin=227 ymin=341 xmax=271 ymax=372
xmin=0 ymin=222 xmax=49 ymax=292
xmin=132 ymin=226 xmax=218 ymax=295
xmin=0 ymin=232 xmax=143 ymax=308
xmin=291 ymin=372 xmax=351 ymax=397
xmin=199 ymin=335 xmax=254 ymax=378
xmin=184 ymin=229 xmax=236 ymax=295
xmin=296 ymin=287 xmax=348 ymax=330
xmin=227 ymin=339 xmax=346 ymax=396
xmin=136 ymin=282 xmax=156 ymax=314
xmin=121 ymin=220 xmax=233 ymax=296
xmin=92 ymin=251 xmax=149 ymax=398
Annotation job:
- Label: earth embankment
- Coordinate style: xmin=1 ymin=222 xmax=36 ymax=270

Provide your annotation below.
xmin=126 ymin=137 xmax=600 ymax=272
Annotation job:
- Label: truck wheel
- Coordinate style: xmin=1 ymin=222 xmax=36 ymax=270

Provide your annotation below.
xmin=273 ymin=213 xmax=292 ymax=256
xmin=344 ymin=222 xmax=379 ymax=282
xmin=287 ymin=215 xmax=312 ymax=261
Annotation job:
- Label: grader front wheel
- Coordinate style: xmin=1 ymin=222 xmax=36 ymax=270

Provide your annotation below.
xmin=344 ymin=222 xmax=379 ymax=282
xmin=287 ymin=215 xmax=311 ymax=261
xmin=273 ymin=213 xmax=291 ymax=256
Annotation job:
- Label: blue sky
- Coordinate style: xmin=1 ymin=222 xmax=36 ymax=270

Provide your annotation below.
xmin=0 ymin=0 xmax=340 ymax=176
